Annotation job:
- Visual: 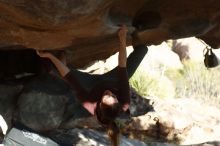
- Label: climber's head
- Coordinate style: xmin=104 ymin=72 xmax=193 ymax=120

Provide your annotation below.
xmin=99 ymin=90 xmax=120 ymax=123
xmin=96 ymin=90 xmax=121 ymax=146
xmin=101 ymin=90 xmax=118 ymax=107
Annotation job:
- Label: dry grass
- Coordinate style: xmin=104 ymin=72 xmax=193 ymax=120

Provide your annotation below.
xmin=130 ymin=60 xmax=220 ymax=108
xmin=166 ymin=60 xmax=220 ymax=108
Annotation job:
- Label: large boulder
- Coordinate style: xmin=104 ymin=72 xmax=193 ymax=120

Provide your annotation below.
xmin=0 ymin=0 xmax=219 ymax=68
xmin=0 ymin=83 xmax=23 ymax=130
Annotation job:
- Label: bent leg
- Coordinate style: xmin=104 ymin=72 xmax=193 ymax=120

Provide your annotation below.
xmin=69 ymin=68 xmax=103 ymax=91
xmin=126 ymin=45 xmax=148 ymax=78
xmin=102 ymin=45 xmax=148 ymax=80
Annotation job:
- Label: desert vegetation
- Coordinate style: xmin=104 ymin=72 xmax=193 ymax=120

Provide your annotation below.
xmin=130 ymin=52 xmax=220 ymax=109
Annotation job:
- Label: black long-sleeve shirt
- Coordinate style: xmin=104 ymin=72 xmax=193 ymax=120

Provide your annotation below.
xmin=64 ymin=67 xmax=130 ymax=115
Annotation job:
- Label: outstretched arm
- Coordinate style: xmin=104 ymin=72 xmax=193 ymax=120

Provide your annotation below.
xmin=36 ymin=51 xmax=70 ymax=77
xmin=118 ymin=25 xmax=128 ymax=67
xmin=36 ymin=51 xmax=85 ymax=96
xmin=117 ymin=25 xmax=130 ymax=111
xmin=36 ymin=50 xmax=96 ymax=114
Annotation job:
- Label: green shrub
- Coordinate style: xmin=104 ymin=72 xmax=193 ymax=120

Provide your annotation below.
xmin=129 ymin=69 xmax=156 ymax=97
xmin=166 ymin=60 xmax=220 ymax=108
xmin=129 ymin=69 xmax=175 ymax=99
xmin=130 ymin=59 xmax=220 ymax=108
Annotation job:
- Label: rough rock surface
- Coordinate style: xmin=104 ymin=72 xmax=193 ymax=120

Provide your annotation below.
xmin=0 ymin=0 xmax=220 ymax=68
xmin=57 ymin=97 xmax=220 ymax=146
xmin=43 ymin=128 xmax=220 ymax=146
xmin=125 ymin=97 xmax=220 ymax=145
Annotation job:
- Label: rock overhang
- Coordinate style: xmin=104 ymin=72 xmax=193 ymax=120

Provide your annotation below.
xmin=0 ymin=0 xmax=219 ymax=67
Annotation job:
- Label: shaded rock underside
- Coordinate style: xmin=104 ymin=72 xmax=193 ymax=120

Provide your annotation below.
xmin=0 ymin=0 xmax=219 ymax=68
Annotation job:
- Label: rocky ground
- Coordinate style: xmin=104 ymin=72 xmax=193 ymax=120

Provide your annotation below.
xmin=1 ymin=95 xmax=219 ymax=146
xmin=43 ymin=128 xmax=219 ymax=146
xmin=60 ymin=97 xmax=220 ymax=146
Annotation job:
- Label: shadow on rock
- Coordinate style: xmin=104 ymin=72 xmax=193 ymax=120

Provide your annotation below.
xmin=130 ymin=87 xmax=154 ymax=117
xmin=122 ymin=114 xmax=183 ymax=145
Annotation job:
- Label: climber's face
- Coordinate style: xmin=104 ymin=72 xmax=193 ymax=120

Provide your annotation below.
xmin=99 ymin=90 xmax=120 ymax=124
xmin=101 ymin=90 xmax=118 ymax=106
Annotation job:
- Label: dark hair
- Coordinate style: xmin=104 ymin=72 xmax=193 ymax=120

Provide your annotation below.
xmin=96 ymin=102 xmax=121 ymax=146
xmin=107 ymin=121 xmax=120 ymax=146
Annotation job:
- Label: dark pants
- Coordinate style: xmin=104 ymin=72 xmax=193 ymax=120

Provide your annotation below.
xmin=69 ymin=45 xmax=148 ymax=91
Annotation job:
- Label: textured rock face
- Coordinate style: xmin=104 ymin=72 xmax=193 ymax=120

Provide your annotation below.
xmin=0 ymin=0 xmax=220 ymax=67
